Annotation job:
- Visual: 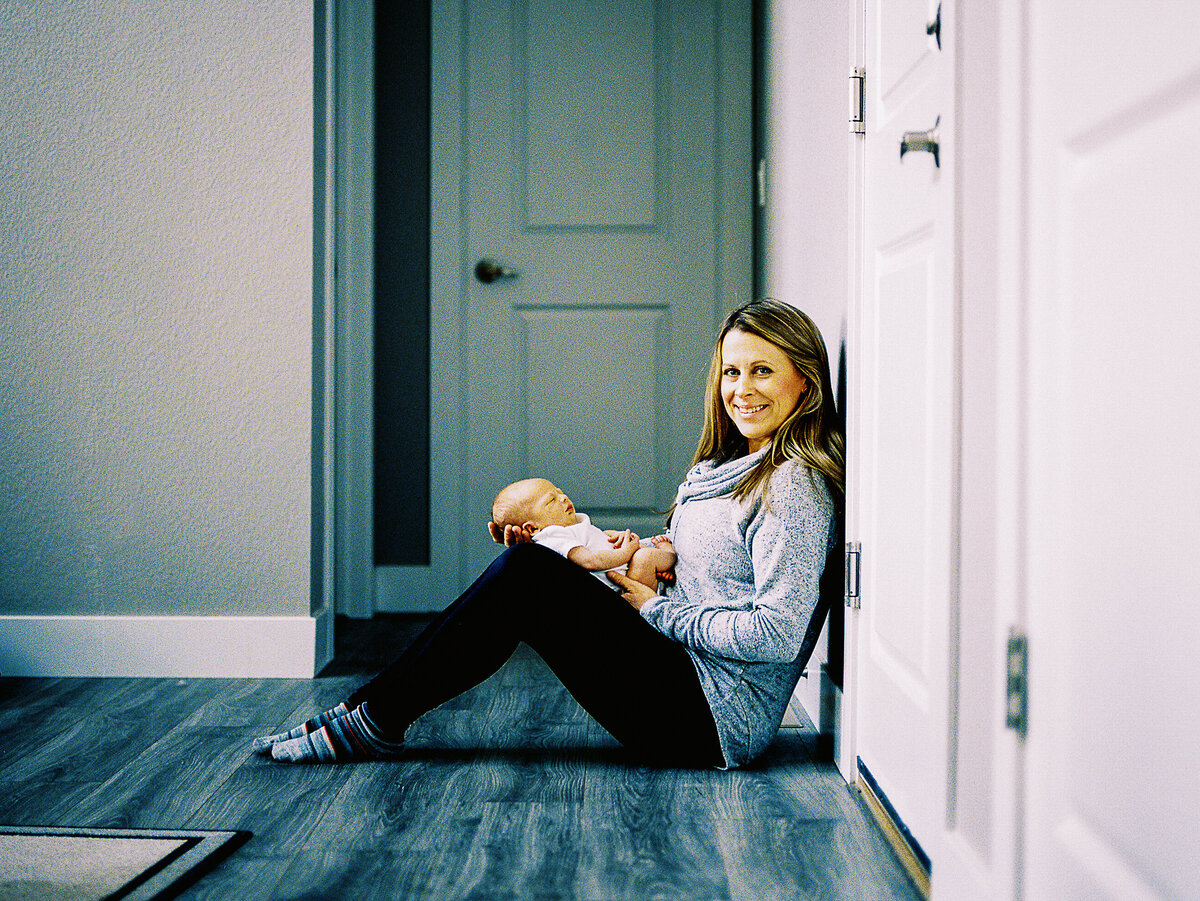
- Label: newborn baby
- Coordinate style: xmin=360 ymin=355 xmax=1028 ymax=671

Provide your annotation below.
xmin=491 ymin=478 xmax=675 ymax=590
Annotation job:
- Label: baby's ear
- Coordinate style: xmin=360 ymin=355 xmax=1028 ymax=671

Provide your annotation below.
xmin=521 ymin=520 xmax=538 ymax=534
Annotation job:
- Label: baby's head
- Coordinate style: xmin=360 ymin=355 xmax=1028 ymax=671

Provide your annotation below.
xmin=492 ymin=478 xmax=577 ymax=533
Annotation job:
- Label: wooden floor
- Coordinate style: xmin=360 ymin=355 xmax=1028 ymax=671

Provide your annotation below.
xmin=0 ymin=616 xmax=923 ymax=900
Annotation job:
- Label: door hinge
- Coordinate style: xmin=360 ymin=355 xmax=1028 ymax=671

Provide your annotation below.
xmin=845 ymin=541 xmax=861 ymax=609
xmin=850 ymin=67 xmax=866 ymax=134
xmin=1005 ymin=628 xmax=1029 ymax=739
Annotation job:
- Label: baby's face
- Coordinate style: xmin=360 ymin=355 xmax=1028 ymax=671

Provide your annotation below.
xmin=521 ymin=479 xmax=577 ymax=530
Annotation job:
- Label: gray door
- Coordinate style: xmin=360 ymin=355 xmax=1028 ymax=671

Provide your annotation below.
xmin=378 ymin=0 xmax=752 ymax=606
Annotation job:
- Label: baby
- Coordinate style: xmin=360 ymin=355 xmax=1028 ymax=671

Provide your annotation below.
xmin=491 ymin=478 xmax=675 ymax=590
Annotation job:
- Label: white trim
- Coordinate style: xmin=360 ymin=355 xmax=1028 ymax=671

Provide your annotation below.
xmin=837 ymin=0 xmax=867 ymax=788
xmin=0 ymin=611 xmax=332 ymax=678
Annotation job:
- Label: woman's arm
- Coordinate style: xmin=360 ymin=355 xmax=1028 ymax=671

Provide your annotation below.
xmin=639 ymin=466 xmax=833 ymax=662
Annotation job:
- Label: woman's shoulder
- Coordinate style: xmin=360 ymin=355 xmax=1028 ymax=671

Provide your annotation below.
xmin=766 ymin=459 xmax=835 ymax=517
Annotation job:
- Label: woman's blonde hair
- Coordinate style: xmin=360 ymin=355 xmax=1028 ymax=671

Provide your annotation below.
xmin=691 ymin=298 xmax=845 ymax=506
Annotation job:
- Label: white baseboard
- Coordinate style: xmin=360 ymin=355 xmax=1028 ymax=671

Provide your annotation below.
xmin=0 ymin=610 xmax=332 ymax=678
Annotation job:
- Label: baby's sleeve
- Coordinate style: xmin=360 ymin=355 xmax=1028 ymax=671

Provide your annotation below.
xmin=532 ymin=525 xmax=583 ymax=559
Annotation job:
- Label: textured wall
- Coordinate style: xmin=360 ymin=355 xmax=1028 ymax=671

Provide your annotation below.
xmin=0 ymin=1 xmax=313 ymax=616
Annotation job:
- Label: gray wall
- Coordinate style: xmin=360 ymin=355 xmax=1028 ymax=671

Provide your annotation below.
xmin=757 ymin=0 xmax=850 ymax=355
xmin=0 ymin=1 xmax=314 ymax=618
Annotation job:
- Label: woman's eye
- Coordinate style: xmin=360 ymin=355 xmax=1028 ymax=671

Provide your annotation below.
xmin=755 ymin=367 xmax=772 ymax=376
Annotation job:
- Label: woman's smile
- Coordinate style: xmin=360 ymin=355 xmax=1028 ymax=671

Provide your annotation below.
xmin=733 ymin=402 xmax=768 ymax=416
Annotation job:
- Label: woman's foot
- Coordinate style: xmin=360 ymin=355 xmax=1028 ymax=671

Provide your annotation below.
xmin=270 ymin=704 xmax=403 ymax=763
xmin=251 ymin=702 xmax=350 ymax=754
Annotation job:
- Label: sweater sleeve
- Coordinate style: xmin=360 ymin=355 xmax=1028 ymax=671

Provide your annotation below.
xmin=639 ymin=465 xmax=832 ymax=663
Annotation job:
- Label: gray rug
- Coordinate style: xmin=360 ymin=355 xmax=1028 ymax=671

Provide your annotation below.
xmin=0 ymin=826 xmax=250 ymax=901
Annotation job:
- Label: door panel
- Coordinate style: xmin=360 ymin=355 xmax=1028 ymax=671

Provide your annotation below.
xmin=518 ymin=307 xmax=666 ymax=510
xmin=524 ymin=0 xmax=658 ymax=228
xmin=856 ymin=0 xmax=953 ymax=864
xmin=1024 ymin=5 xmax=1200 ymax=897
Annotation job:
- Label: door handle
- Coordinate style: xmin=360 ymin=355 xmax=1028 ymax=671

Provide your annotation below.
xmin=474 ymin=258 xmax=520 ymax=284
xmin=900 ymin=116 xmax=940 ymax=168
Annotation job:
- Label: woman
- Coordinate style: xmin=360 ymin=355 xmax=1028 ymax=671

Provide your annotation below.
xmin=256 ymin=299 xmax=844 ymax=768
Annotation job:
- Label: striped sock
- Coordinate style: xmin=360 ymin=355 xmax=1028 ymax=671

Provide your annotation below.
xmin=252 ymin=702 xmax=350 ymax=754
xmin=270 ymin=703 xmax=403 ymax=763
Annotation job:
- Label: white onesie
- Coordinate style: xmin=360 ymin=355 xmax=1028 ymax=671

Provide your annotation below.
xmin=533 ymin=513 xmax=628 ymax=589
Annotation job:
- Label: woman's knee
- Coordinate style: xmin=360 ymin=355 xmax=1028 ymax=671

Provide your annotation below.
xmin=494 ymin=542 xmax=556 ymax=573
xmin=476 ymin=543 xmax=567 ymax=597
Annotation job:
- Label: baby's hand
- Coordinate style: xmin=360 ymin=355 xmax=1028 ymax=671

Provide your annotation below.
xmin=605 ymin=529 xmax=641 ymax=547
xmin=609 ymin=529 xmax=640 ymax=562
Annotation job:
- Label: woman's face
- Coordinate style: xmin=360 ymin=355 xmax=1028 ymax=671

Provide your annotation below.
xmin=720 ymin=329 xmax=808 ymax=454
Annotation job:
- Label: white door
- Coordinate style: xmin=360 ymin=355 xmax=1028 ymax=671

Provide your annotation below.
xmin=1022 ymin=3 xmax=1200 ymax=898
xmin=853 ymin=0 xmax=955 ymax=871
xmin=376 ymin=0 xmax=751 ymax=606
xmin=457 ymin=0 xmax=751 ymax=582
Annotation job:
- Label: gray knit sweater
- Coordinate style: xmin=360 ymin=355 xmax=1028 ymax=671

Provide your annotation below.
xmin=639 ymin=449 xmax=837 ymax=767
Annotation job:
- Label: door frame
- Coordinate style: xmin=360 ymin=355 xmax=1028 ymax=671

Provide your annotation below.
xmin=331 ymin=0 xmax=376 ymax=619
xmin=311 ymin=0 xmax=339 ymax=660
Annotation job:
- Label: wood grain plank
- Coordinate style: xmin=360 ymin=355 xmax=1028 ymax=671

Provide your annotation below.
xmin=579 ymin=751 xmax=731 ymax=901
xmin=184 ymin=754 xmax=362 ymax=853
xmin=0 ymin=679 xmax=213 ymax=790
xmin=56 ymin=679 xmax=349 ymax=829
xmin=439 ymin=801 xmax=582 ymax=900
xmin=717 ymin=814 xmax=927 ymax=901
xmin=63 ymin=724 xmax=260 ymax=829
xmin=170 ymin=849 xmax=296 ymax=901
xmin=271 ymin=848 xmax=485 ymax=901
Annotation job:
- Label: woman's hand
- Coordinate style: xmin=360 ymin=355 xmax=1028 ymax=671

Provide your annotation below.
xmin=487 ymin=522 xmax=534 ymax=546
xmin=606 ymin=570 xmax=659 ymax=611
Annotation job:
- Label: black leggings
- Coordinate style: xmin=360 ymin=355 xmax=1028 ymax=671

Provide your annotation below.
xmin=347 ymin=543 xmax=724 ymax=767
